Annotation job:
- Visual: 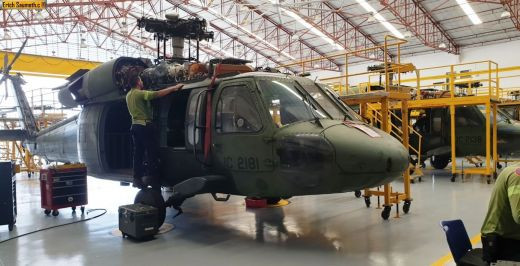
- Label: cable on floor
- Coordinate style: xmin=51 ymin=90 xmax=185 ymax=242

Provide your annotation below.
xmin=0 ymin=208 xmax=107 ymax=244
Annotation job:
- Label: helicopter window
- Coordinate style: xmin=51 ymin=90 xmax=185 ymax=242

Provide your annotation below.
xmin=318 ymin=83 xmax=360 ymax=121
xmin=299 ymin=82 xmax=345 ymax=120
xmin=258 ymin=79 xmax=328 ymax=127
xmin=186 ymin=89 xmax=206 ymax=146
xmin=477 ymin=105 xmax=508 ymax=123
xmin=216 ymin=85 xmax=262 ymax=133
xmin=454 ymin=107 xmax=481 ymax=126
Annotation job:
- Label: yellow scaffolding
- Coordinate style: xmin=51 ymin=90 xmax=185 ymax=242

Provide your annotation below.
xmin=338 ymin=61 xmax=501 ymax=183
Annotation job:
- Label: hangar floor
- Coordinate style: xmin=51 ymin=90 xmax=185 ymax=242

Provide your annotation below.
xmin=0 ymin=163 xmax=500 ymax=266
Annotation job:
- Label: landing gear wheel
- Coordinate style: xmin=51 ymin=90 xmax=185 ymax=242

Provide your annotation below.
xmin=80 ymin=206 xmax=85 ymax=214
xmin=354 ymin=190 xmax=362 ymax=198
xmin=419 ymin=177 xmax=423 ymax=182
xmin=135 ymin=188 xmax=166 ymax=227
xmin=409 ymin=167 xmax=415 ymax=176
xmin=8 ymin=223 xmax=13 ymax=231
xmin=381 ymin=206 xmax=391 ymax=220
xmin=493 ymin=172 xmax=498 ymax=180
xmin=52 ymin=210 xmax=59 ymax=216
xmin=72 ymin=206 xmax=76 ymax=212
xmin=431 ymin=155 xmax=450 ymax=170
xmin=266 ymin=197 xmax=282 ymax=205
xmin=451 ymin=174 xmax=457 ymax=182
xmin=364 ymin=197 xmax=371 ymax=208
xmin=497 ymin=163 xmax=502 ymax=170
xmin=403 ymin=200 xmax=411 ymax=214
xmin=44 ymin=209 xmax=51 ymax=215
xmin=487 ymin=176 xmax=491 ymax=184
xmin=411 ymin=179 xmax=415 ymax=184
xmin=28 ymin=172 xmax=32 ymax=178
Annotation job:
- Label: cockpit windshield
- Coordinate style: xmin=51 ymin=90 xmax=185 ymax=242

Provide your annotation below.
xmin=477 ymin=105 xmax=511 ymax=124
xmin=257 ymin=79 xmax=357 ymax=127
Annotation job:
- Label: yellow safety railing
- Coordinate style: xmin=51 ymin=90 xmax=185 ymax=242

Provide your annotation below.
xmin=278 ymin=35 xmax=409 ymax=96
xmin=365 ymin=104 xmax=422 ymax=169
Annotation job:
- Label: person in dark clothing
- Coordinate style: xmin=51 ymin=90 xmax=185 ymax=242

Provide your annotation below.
xmin=125 ymin=68 xmax=183 ymax=189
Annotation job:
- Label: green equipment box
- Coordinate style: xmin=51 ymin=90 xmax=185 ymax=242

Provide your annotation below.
xmin=118 ymin=203 xmax=159 ymax=239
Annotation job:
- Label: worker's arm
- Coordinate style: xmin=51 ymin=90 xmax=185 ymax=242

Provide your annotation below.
xmin=508 ymin=174 xmax=520 ymax=224
xmin=156 ymin=84 xmax=184 ymax=98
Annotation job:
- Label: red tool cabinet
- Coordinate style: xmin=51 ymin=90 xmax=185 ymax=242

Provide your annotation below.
xmin=40 ymin=164 xmax=88 ymax=216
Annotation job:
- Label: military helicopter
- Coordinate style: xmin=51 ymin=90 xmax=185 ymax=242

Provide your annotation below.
xmin=409 ymin=104 xmax=520 ymax=170
xmin=7 ymin=15 xmax=409 ymax=227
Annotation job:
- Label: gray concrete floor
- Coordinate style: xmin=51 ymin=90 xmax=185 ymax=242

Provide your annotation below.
xmin=0 ymin=162 xmax=503 ymax=266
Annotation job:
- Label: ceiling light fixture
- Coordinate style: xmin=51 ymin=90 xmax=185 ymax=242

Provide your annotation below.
xmin=438 ymin=42 xmax=447 ymax=49
xmin=455 ymin=0 xmax=482 ymax=25
xmin=3 ymin=29 xmax=11 ymax=40
xmin=80 ymin=38 xmax=87 ymax=48
xmin=501 ymin=10 xmax=511 ymax=18
xmin=121 ymin=21 xmax=129 ymax=35
xmin=355 ymin=0 xmax=404 ymax=39
xmin=403 ymin=31 xmax=412 ymax=38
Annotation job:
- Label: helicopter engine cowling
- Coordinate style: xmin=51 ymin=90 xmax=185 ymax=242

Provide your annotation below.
xmin=58 ymin=57 xmax=150 ymax=106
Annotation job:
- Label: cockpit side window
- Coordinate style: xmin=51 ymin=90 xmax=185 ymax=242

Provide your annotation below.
xmin=216 ymin=85 xmax=262 ymax=133
xmin=455 ymin=106 xmax=481 ymax=126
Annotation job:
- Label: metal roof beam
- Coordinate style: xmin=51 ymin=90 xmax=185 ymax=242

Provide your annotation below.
xmin=235 ymin=0 xmax=342 ymax=70
xmin=467 ymin=0 xmax=520 ymax=31
xmin=380 ymin=0 xmax=460 ymax=54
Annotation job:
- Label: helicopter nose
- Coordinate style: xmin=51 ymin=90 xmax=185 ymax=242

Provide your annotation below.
xmin=498 ymin=124 xmax=520 ymax=155
xmin=323 ymin=123 xmax=409 ymax=187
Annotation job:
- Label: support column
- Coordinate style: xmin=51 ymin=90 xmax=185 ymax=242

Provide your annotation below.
xmin=450 ymin=105 xmax=457 ymax=176
xmin=492 ymin=103 xmax=498 ymax=176
xmin=402 ymin=100 xmax=411 ymax=200
xmin=485 ymin=102 xmax=491 ymax=175
xmin=382 ymin=98 xmax=391 ymax=206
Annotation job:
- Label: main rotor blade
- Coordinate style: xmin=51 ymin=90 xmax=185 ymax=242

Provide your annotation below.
xmin=6 ymin=38 xmax=28 ymax=73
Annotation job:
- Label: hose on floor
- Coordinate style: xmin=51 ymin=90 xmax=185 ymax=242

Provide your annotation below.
xmin=0 ymin=208 xmax=107 ymax=244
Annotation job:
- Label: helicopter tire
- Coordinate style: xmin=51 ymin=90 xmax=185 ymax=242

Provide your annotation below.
xmin=431 ymin=155 xmax=450 ymax=170
xmin=354 ymin=190 xmax=362 ymax=198
xmin=135 ymin=188 xmax=166 ymax=227
xmin=451 ymin=174 xmax=457 ymax=182
xmin=364 ymin=197 xmax=371 ymax=208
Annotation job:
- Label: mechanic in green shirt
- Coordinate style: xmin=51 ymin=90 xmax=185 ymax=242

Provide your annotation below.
xmin=125 ymin=67 xmax=183 ymax=189
xmin=481 ymin=163 xmax=520 ymax=262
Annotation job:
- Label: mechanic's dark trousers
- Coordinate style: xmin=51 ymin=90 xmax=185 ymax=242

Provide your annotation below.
xmin=482 ymin=235 xmax=520 ymax=262
xmin=131 ymin=123 xmax=160 ymax=188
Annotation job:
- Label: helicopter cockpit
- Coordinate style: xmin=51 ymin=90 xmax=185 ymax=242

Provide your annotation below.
xmin=255 ymin=78 xmax=360 ymax=129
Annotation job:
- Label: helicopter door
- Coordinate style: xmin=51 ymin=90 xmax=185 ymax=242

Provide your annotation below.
xmin=212 ymin=81 xmax=274 ymax=173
